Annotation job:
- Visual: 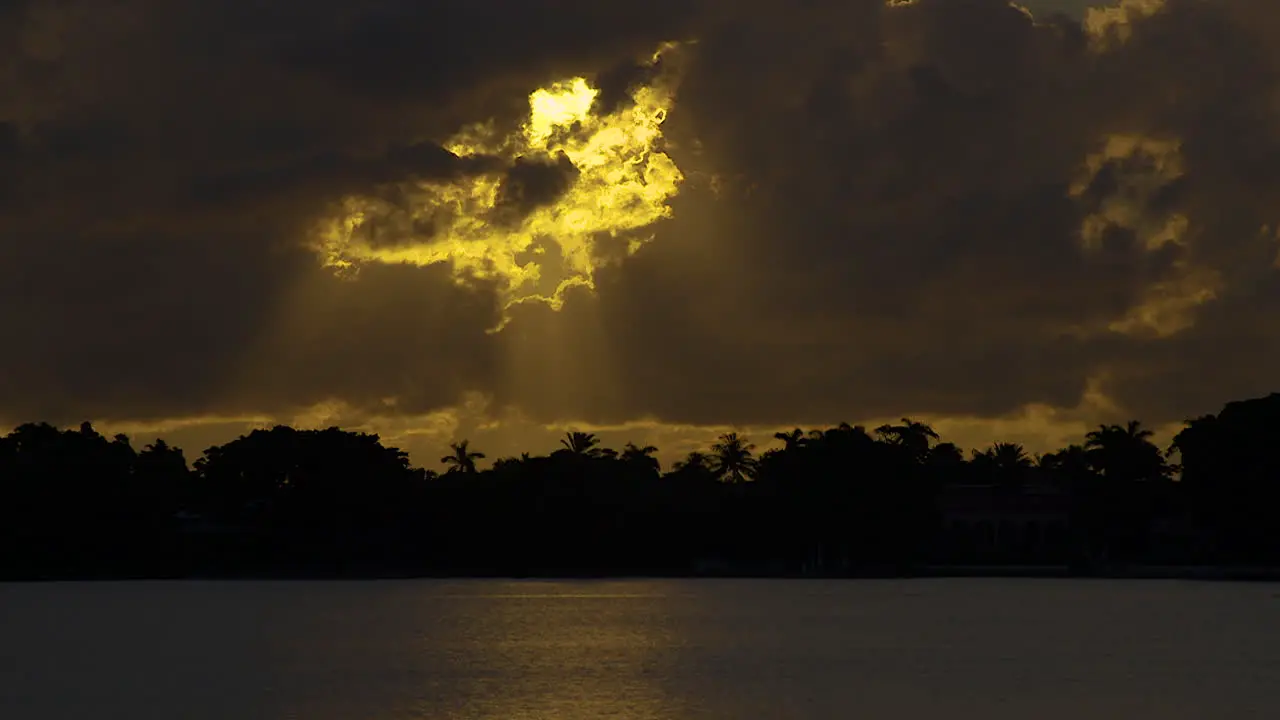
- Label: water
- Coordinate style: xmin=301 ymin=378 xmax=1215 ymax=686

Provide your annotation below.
xmin=1 ymin=579 xmax=1278 ymax=719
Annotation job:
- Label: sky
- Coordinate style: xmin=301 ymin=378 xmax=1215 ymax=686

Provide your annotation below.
xmin=4 ymin=0 xmax=1280 ymax=468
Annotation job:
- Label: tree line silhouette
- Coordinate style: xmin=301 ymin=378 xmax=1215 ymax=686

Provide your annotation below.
xmin=4 ymin=391 xmax=1280 ymax=580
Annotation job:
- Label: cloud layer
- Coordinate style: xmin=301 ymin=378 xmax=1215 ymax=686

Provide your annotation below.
xmin=3 ymin=0 xmax=1280 ymax=458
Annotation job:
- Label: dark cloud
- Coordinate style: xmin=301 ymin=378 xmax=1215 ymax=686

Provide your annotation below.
xmin=230 ymin=262 xmax=504 ymax=420
xmin=493 ymin=0 xmax=1280 ymax=431
xmin=0 ymin=0 xmax=699 ymax=425
xmin=191 ymin=143 xmax=507 ymax=223
xmin=4 ymin=0 xmax=1280 ymax=446
xmin=591 ymin=57 xmax=667 ymax=117
xmin=494 ymin=153 xmax=580 ymax=217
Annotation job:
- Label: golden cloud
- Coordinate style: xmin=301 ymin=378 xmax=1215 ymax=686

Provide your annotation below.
xmin=312 ymin=43 xmax=686 ymax=326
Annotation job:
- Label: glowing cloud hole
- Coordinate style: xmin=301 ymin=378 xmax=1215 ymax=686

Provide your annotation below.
xmin=312 ymin=44 xmax=685 ymax=328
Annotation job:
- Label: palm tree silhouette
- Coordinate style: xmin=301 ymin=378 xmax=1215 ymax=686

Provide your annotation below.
xmin=621 ymin=442 xmax=660 ymax=475
xmin=774 ymin=428 xmax=807 ymax=450
xmin=875 ymin=418 xmax=939 ymax=462
xmin=1039 ymin=444 xmax=1091 ymax=473
xmin=1084 ymin=420 xmax=1167 ymax=482
xmin=673 ymin=451 xmax=713 ymax=473
xmin=711 ymin=432 xmax=758 ymax=483
xmin=561 ymin=431 xmax=603 ymax=457
xmin=990 ymin=442 xmax=1032 ymax=469
xmin=973 ymin=442 xmax=1033 ymax=489
xmin=671 ymin=451 xmax=719 ymax=485
xmin=1086 ymin=420 xmax=1154 ymax=446
xmin=441 ymin=440 xmax=485 ymax=474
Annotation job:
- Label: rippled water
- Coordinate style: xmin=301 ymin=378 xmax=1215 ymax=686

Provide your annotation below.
xmin=2 ymin=578 xmax=1278 ymax=719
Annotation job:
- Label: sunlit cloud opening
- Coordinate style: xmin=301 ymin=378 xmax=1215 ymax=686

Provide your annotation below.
xmin=312 ymin=43 xmax=686 ymax=329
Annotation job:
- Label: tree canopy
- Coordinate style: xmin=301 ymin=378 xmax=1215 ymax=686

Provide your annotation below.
xmin=5 ymin=391 xmax=1280 ymax=579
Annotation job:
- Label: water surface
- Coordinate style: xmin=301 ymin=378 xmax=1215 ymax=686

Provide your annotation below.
xmin=1 ymin=579 xmax=1278 ymax=719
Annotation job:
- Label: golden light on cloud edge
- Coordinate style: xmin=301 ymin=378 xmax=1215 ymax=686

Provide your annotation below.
xmin=312 ymin=43 xmax=685 ymax=329
xmin=1071 ymin=134 xmax=1188 ymax=254
xmin=1085 ymin=0 xmax=1168 ymax=47
xmin=1071 ymin=134 xmax=1221 ymax=339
